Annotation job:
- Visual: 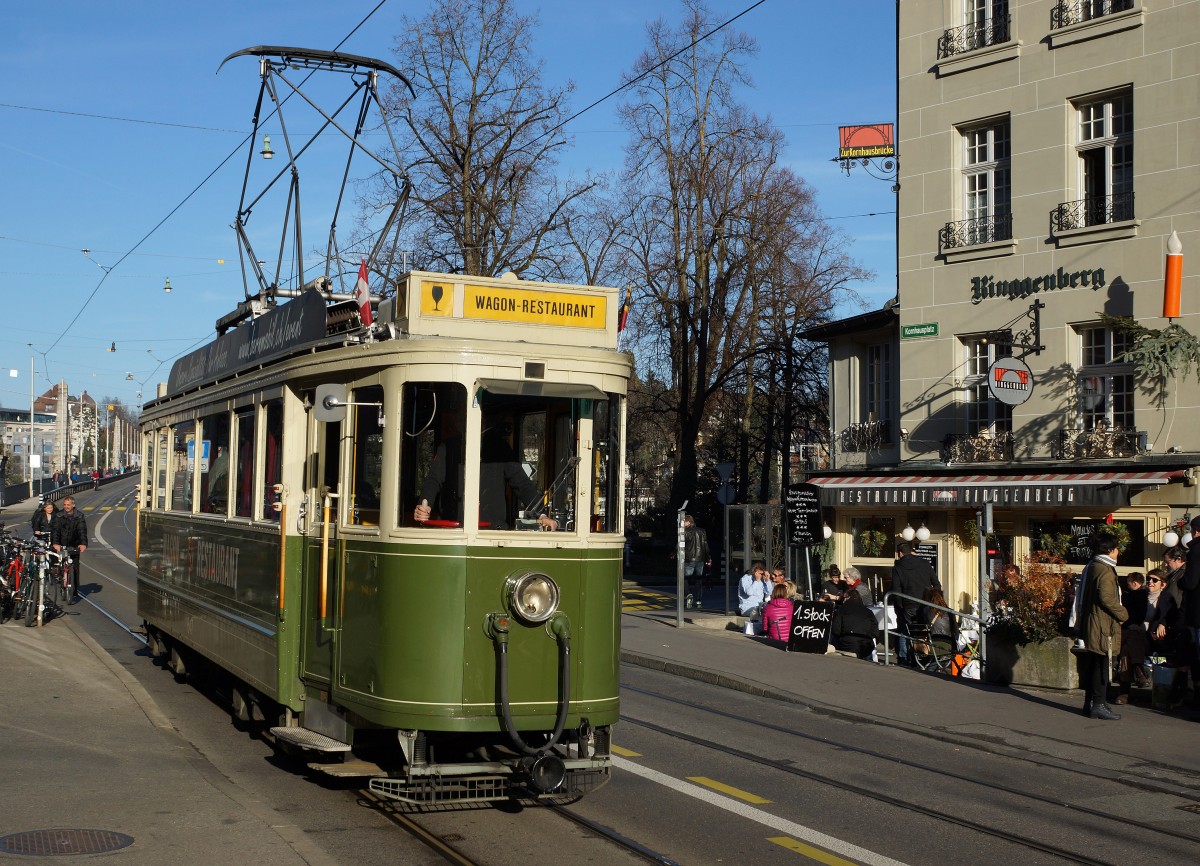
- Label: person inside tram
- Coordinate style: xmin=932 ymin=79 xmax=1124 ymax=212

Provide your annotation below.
xmin=413 ymin=404 xmax=557 ymax=530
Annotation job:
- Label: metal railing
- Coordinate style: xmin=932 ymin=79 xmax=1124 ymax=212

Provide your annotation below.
xmin=1051 ymin=0 xmax=1134 ymax=29
xmin=882 ymin=591 xmax=987 ymax=671
xmin=839 ymin=419 xmax=890 ymax=453
xmin=1056 ymin=425 xmax=1145 ymax=459
xmin=939 ymin=213 xmax=1012 ymax=251
xmin=942 ymin=430 xmax=1015 ymax=464
xmin=937 ymin=15 xmax=1011 ymax=59
xmin=1051 ymin=192 xmax=1134 ymax=232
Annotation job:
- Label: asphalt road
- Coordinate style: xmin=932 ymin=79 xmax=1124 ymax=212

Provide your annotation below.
xmin=48 ymin=478 xmax=1200 ymax=866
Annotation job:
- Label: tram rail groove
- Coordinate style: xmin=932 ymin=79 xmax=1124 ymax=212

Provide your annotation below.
xmin=623 ymin=684 xmax=1200 ymax=847
xmin=620 ymin=656 xmax=1200 ymax=800
xmin=546 ymin=801 xmax=683 ymax=865
xmin=622 ymin=713 xmax=1119 ymax=866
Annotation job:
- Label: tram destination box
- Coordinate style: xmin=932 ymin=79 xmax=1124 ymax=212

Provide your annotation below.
xmin=382 ymin=270 xmax=620 ymax=350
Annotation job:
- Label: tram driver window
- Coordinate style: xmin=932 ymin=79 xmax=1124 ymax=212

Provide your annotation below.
xmin=400 ymin=383 xmax=467 ymax=527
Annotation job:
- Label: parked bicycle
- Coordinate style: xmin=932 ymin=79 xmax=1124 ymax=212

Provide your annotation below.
xmin=21 ymin=538 xmax=51 ymax=627
xmin=47 ymin=547 xmax=75 ymax=611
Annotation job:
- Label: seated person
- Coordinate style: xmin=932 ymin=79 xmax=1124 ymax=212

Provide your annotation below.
xmin=761 ymin=585 xmax=794 ymax=642
xmin=830 ymin=591 xmax=880 ymax=660
xmin=820 ymin=564 xmax=842 ymax=601
xmin=413 ymin=407 xmax=556 ymax=530
xmin=840 ymin=566 xmax=872 ymax=605
xmin=925 ymin=588 xmax=953 ymax=639
xmin=1146 ymin=568 xmax=1179 ymax=658
xmin=738 ymin=561 xmax=769 ymax=617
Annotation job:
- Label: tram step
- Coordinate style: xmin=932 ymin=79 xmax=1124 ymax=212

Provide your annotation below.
xmin=309 ymin=759 xmax=385 ymax=778
xmin=270 ymin=726 xmax=352 ymax=753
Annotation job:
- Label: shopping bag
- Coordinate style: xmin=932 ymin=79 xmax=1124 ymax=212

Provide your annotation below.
xmin=743 ymin=620 xmax=757 ymax=636
xmin=960 ymin=659 xmax=980 ymax=680
xmin=1152 ymin=663 xmax=1179 ymax=710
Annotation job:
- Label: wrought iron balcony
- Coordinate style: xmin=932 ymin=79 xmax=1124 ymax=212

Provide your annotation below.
xmin=840 ymin=420 xmax=890 ymax=453
xmin=1051 ymin=192 xmax=1134 ymax=232
xmin=942 ymin=431 xmax=1014 ymax=464
xmin=937 ymin=15 xmax=1011 ymax=59
xmin=1057 ymin=424 xmax=1146 ymax=459
xmin=1051 ymin=0 xmax=1134 ymax=30
xmin=939 ymin=213 xmax=1012 ymax=251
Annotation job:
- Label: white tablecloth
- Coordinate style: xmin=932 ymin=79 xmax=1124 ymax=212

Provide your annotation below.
xmin=868 ymin=604 xmax=898 ymax=631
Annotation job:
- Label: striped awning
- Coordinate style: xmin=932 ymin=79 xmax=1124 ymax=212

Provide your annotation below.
xmin=807 ymin=470 xmax=1179 ymax=508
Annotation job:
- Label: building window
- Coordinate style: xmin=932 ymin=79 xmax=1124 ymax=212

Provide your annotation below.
xmin=942 ymin=120 xmax=1011 ymax=249
xmin=939 ymin=1 xmax=1010 ymax=58
xmin=865 ymin=343 xmax=892 ymax=432
xmin=1077 ymin=325 xmax=1132 ymax=430
xmin=962 ymin=337 xmax=1013 ymax=434
xmin=1051 ymin=0 xmax=1134 ymax=30
xmin=1053 ymin=90 xmax=1133 ymax=231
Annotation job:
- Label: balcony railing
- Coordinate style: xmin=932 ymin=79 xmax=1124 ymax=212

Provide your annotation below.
xmin=1051 ymin=0 xmax=1134 ymax=30
xmin=937 ymin=15 xmax=1011 ymax=59
xmin=1050 ymin=192 xmax=1134 ymax=232
xmin=1057 ymin=425 xmax=1146 ymax=459
xmin=942 ymin=431 xmax=1014 ymax=464
xmin=840 ymin=420 xmax=890 ymax=453
xmin=939 ymin=213 xmax=1013 ymax=251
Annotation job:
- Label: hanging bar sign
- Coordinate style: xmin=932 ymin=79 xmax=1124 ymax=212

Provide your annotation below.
xmin=988 ymin=357 xmax=1034 ymax=406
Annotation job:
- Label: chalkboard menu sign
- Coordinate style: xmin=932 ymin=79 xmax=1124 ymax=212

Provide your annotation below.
xmin=788 ymin=601 xmax=836 ymax=653
xmin=786 ymin=483 xmax=822 ymax=547
xmin=914 ymin=542 xmax=939 ymax=578
xmin=1030 ymin=518 xmax=1145 ymax=566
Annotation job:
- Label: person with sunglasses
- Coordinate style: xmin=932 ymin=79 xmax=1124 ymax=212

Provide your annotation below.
xmin=1145 ymin=568 xmax=1179 ymax=660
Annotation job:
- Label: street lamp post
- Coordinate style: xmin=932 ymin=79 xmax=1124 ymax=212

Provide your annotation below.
xmin=27 ymin=344 xmax=34 ymax=499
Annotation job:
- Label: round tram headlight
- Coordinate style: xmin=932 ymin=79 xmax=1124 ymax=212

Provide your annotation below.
xmin=507 ymin=572 xmax=560 ymax=624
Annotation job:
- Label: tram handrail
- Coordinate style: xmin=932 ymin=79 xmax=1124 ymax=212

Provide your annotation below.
xmin=320 ymin=491 xmax=339 ymax=627
xmin=881 ymin=591 xmax=986 ymax=670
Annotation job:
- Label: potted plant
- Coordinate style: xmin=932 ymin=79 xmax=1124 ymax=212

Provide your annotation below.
xmin=985 ymin=550 xmax=1078 ymax=689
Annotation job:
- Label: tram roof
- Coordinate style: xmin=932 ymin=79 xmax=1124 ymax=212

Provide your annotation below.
xmin=160 ymin=271 xmax=623 ymax=401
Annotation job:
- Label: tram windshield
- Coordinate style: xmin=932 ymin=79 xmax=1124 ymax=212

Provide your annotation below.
xmin=400 ymin=381 xmax=622 ymax=532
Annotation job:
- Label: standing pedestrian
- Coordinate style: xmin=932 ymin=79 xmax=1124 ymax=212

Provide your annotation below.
xmin=1078 ymin=531 xmax=1128 ymax=720
xmin=51 ymin=496 xmax=88 ymax=602
xmin=1177 ymin=516 xmax=1200 ymax=707
xmin=891 ymin=541 xmax=940 ymax=663
xmin=682 ymin=514 xmax=710 ymax=610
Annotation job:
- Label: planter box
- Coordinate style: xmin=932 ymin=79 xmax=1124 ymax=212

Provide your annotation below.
xmin=986 ymin=635 xmax=1079 ymax=690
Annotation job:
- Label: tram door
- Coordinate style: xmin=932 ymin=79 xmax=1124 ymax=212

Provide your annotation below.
xmin=300 ymin=385 xmax=345 ymax=686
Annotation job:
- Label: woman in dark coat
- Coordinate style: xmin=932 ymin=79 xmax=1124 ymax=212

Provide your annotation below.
xmin=31 ymin=501 xmax=57 ymax=541
xmin=1079 ymin=531 xmax=1128 ymax=720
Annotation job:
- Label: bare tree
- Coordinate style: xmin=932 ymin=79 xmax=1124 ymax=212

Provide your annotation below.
xmin=379 ymin=0 xmax=596 ymax=277
xmin=617 ymin=1 xmax=865 ymax=512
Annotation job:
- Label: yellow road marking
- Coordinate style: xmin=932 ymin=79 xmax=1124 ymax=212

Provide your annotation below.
xmin=610 ymin=745 xmax=641 ymax=757
xmin=686 ymin=776 xmax=771 ymax=804
xmin=768 ymin=836 xmax=861 ymax=865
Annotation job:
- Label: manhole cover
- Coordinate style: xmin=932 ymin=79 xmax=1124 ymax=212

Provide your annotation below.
xmin=0 ymin=829 xmax=134 ymax=856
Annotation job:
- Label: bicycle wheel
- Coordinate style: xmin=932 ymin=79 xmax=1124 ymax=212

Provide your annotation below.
xmin=57 ymin=567 xmax=71 ymax=607
xmin=25 ymin=581 xmax=39 ymax=627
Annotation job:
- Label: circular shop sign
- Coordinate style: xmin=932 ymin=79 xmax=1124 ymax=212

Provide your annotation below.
xmin=988 ymin=357 xmax=1035 ymax=406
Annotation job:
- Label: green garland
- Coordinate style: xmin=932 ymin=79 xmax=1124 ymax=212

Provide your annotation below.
xmin=856 ymin=528 xmax=888 ymax=557
xmin=1102 ymin=314 xmax=1200 ymax=384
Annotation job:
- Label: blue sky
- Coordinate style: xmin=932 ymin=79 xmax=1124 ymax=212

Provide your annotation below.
xmin=0 ymin=0 xmax=896 ymax=411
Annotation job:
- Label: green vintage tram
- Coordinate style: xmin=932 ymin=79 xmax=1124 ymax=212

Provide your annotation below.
xmin=137 ymin=269 xmax=629 ymax=803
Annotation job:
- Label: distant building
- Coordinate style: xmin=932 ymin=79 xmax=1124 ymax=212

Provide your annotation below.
xmin=802 ymin=1 xmax=1199 ymax=608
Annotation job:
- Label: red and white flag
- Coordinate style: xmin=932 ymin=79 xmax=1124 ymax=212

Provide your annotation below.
xmin=355 ymin=259 xmax=373 ymax=327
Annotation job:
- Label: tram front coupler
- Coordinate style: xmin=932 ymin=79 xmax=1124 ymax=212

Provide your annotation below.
xmin=486 ymin=606 xmax=573 ymax=793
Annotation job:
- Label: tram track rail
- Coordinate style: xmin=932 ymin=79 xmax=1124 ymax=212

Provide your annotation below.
xmin=620 ymin=684 xmax=1200 ymax=864
xmin=623 ymin=682 xmax=1200 ymax=848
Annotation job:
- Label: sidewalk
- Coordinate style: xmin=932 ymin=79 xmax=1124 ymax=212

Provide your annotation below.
xmin=0 ymin=614 xmax=333 ymax=863
xmin=620 ymin=581 xmax=1200 ymax=797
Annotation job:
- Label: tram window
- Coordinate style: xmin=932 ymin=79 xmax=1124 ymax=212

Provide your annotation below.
xmin=481 ymin=393 xmax=576 ymax=530
xmin=349 ymin=385 xmax=383 ymax=527
xmin=199 ymin=411 xmax=231 ymax=515
xmin=590 ymin=395 xmax=622 ymax=533
xmin=400 ymin=382 xmax=466 ymax=527
xmin=155 ymin=430 xmax=168 ymax=509
xmin=263 ymin=399 xmax=283 ymax=522
xmin=234 ymin=410 xmax=255 ymax=519
xmin=169 ymin=420 xmax=197 ymax=513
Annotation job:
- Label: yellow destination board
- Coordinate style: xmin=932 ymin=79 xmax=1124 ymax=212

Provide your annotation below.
xmin=463 ymin=283 xmax=606 ymax=329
